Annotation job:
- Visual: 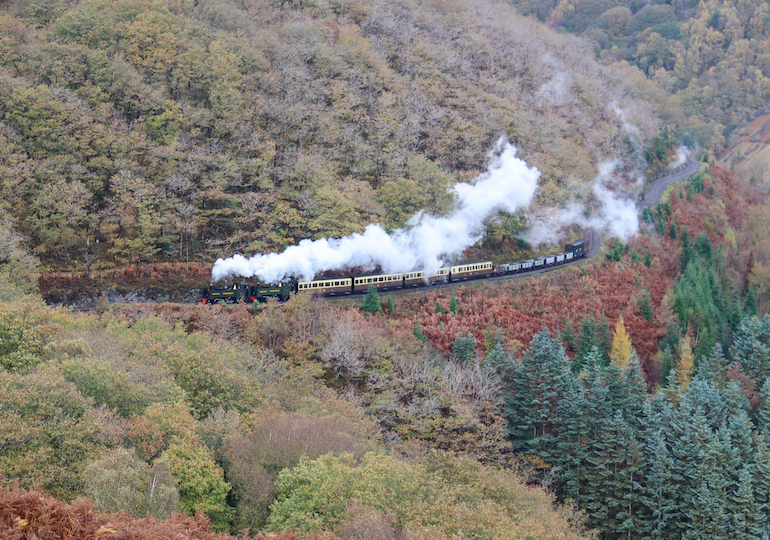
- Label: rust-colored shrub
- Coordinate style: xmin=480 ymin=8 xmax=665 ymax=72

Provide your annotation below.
xmin=0 ymin=485 xmax=353 ymax=540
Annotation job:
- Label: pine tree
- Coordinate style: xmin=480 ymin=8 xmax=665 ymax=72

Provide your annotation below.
xmin=755 ymin=378 xmax=770 ymax=437
xmin=387 ymin=295 xmax=394 ymax=314
xmin=435 ymin=300 xmax=446 ymax=314
xmin=696 ymin=344 xmax=730 ymax=389
xmin=450 ymin=332 xmax=476 ymax=365
xmin=670 ymin=221 xmax=678 ymax=239
xmin=751 ymin=439 xmax=770 ymax=532
xmin=682 ymin=432 xmax=730 ymax=540
xmin=731 ymin=314 xmax=770 ymax=383
xmin=730 ymin=466 xmax=764 ymax=539
xmin=414 ymin=319 xmax=426 ymax=340
xmin=485 ymin=340 xmax=509 ymax=376
xmin=556 ymin=348 xmax=608 ymax=507
xmin=640 ymin=428 xmax=680 ymax=540
xmin=361 ymin=284 xmax=382 ymax=313
xmin=504 ymin=329 xmax=575 ymax=459
xmin=583 ymin=411 xmax=644 ymax=539
xmin=694 ymin=232 xmax=714 ymax=266
xmin=744 ymin=287 xmax=757 ymax=318
xmin=448 ymin=293 xmax=458 ymax=315
xmin=667 ymin=405 xmax=719 ymax=539
xmin=575 ymin=315 xmax=611 ymax=371
xmin=638 ymin=292 xmax=654 ymax=323
xmin=553 ymin=384 xmax=591 ymax=504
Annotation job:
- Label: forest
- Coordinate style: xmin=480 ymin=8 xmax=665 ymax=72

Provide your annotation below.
xmin=3 ymin=0 xmax=770 ymax=537
xmin=0 ymin=0 xmax=669 ymax=272
xmin=3 ymin=158 xmax=770 ymax=539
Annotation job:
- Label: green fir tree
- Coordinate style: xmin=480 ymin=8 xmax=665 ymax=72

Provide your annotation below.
xmin=448 ymin=294 xmax=458 ymax=315
xmin=451 ymin=332 xmax=476 ymax=365
xmin=361 ymin=284 xmax=382 ymax=313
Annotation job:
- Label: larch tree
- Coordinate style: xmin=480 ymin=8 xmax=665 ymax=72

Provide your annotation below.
xmin=610 ymin=313 xmax=636 ymax=370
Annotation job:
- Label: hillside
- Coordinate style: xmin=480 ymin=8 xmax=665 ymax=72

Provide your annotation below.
xmin=512 ymin=0 xmax=770 ymax=155
xmin=2 ymin=160 xmax=768 ymax=540
xmin=718 ymin=111 xmax=770 ymax=181
xmin=0 ymin=0 xmax=670 ymax=273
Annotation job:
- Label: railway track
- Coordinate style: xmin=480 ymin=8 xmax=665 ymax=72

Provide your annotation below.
xmin=57 ymin=159 xmax=701 ymax=308
xmin=324 ymin=159 xmax=697 ymax=301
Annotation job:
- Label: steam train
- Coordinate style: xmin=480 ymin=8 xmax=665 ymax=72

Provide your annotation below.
xmin=200 ymin=239 xmax=588 ymax=303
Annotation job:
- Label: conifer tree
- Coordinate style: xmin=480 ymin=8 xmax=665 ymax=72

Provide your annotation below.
xmin=731 ymin=314 xmax=770 ymax=383
xmin=638 ymin=292 xmax=653 ymax=323
xmin=361 ymin=284 xmax=382 ymax=313
xmin=450 ymin=332 xmax=476 ymax=365
xmin=414 ymin=319 xmax=426 ymax=341
xmin=387 ymin=295 xmax=394 ymax=314
xmin=640 ymin=428 xmax=680 ymax=540
xmin=553 ymin=384 xmax=591 ymax=503
xmin=504 ymin=329 xmax=575 ymax=460
xmin=435 ymin=300 xmax=446 ymax=314
xmin=680 ymin=227 xmax=693 ymax=270
xmin=755 ymin=378 xmax=770 ymax=437
xmin=485 ymin=340 xmax=509 ymax=376
xmin=694 ymin=232 xmax=714 ymax=266
xmin=575 ymin=315 xmax=611 ymax=370
xmin=583 ymin=411 xmax=644 ymax=539
xmin=729 ymin=466 xmax=764 ymax=539
xmin=448 ymin=293 xmax=458 ymax=315
xmin=555 ymin=348 xmax=608 ymax=506
xmin=751 ymin=438 xmax=770 ymax=532
xmin=610 ymin=314 xmax=636 ymax=369
xmin=697 ymin=344 xmax=730 ymax=389
xmin=744 ymin=287 xmax=757 ymax=318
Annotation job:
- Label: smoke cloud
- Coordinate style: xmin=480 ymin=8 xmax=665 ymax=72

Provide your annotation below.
xmin=212 ymin=138 xmax=540 ymax=283
xmin=668 ymin=146 xmax=689 ymax=169
xmin=524 ymin=161 xmax=639 ymax=246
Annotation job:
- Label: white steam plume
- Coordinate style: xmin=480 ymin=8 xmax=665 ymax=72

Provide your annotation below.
xmin=668 ymin=146 xmax=689 ymax=169
xmin=212 ymin=138 xmax=539 ymax=283
xmin=524 ymin=161 xmax=639 ymax=246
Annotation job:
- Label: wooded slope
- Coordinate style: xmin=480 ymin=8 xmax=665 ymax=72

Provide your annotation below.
xmin=0 ymin=0 xmax=665 ymax=270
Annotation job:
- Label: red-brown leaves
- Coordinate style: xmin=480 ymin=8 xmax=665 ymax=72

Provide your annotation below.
xmin=0 ymin=486 xmax=356 ymax=540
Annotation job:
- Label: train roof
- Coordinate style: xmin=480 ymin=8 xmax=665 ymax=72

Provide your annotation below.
xmin=451 ymin=259 xmax=493 ymax=265
xmin=565 ymin=239 xmax=588 ymax=248
xmin=298 ymin=275 xmax=353 ymax=283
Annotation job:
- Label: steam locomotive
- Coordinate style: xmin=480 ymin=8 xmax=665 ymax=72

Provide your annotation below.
xmin=200 ymin=239 xmax=588 ymax=303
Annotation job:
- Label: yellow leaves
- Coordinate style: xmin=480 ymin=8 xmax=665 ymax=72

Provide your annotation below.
xmin=93 ymin=526 xmax=117 ymax=539
xmin=337 ymin=24 xmax=394 ymax=88
xmin=610 ymin=314 xmax=635 ymax=370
